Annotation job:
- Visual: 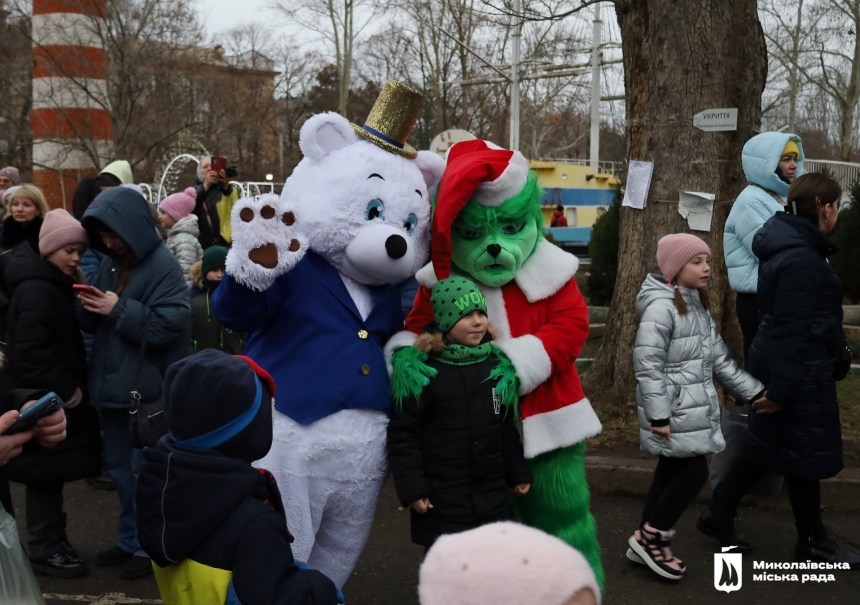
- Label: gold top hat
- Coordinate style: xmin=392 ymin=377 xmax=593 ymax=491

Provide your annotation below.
xmin=352 ymin=80 xmax=425 ymax=159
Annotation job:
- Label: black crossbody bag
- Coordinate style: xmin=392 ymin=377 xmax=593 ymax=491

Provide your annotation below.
xmin=128 ymin=316 xmax=168 ymax=448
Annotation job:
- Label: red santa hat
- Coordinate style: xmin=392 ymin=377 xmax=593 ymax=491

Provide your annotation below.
xmin=431 ymin=140 xmax=529 ymax=280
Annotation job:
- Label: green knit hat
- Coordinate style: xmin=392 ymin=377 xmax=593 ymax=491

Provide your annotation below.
xmin=202 ymin=246 xmax=228 ymax=277
xmin=431 ymin=277 xmax=487 ymax=333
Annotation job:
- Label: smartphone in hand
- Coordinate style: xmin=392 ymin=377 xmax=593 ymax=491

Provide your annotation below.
xmin=72 ymin=284 xmax=96 ymax=295
xmin=2 ymin=393 xmax=64 ymax=435
xmin=211 ymin=156 xmax=227 ymax=174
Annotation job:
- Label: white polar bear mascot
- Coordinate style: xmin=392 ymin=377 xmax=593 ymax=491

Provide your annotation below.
xmin=212 ymin=81 xmax=444 ymax=588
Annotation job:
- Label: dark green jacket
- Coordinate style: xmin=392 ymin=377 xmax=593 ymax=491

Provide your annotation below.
xmin=192 ymin=289 xmax=244 ymax=355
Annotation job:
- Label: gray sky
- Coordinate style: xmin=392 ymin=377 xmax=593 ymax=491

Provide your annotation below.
xmin=197 ymin=0 xmax=281 ymax=35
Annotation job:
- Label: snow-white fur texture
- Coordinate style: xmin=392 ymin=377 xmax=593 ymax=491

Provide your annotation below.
xmin=226 ymin=194 xmax=307 ymax=291
xmin=285 ymin=112 xmax=443 ymax=285
xmin=255 ymin=409 xmax=388 ymax=588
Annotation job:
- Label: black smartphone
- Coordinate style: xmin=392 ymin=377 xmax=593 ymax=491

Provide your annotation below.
xmin=2 ymin=392 xmax=64 ymax=435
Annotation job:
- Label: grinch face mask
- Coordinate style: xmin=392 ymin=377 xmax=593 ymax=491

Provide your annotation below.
xmin=450 ymin=199 xmax=540 ymax=287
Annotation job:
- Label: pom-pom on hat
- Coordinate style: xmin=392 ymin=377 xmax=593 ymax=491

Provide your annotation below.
xmin=431 ymin=277 xmax=487 ymax=333
xmin=159 ymin=187 xmax=197 ymax=221
xmin=39 ymin=209 xmax=88 ymax=258
xmin=656 ymin=233 xmax=711 ymax=284
xmin=419 ymin=522 xmax=600 ymax=605
xmin=431 ymin=140 xmax=529 ymax=280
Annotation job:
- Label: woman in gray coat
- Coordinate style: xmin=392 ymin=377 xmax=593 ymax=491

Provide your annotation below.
xmin=627 ymin=234 xmax=764 ymax=582
xmin=77 ymin=187 xmax=191 ymax=580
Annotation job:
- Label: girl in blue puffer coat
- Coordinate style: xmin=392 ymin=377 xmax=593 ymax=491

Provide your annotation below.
xmin=628 ymin=234 xmax=765 ymax=582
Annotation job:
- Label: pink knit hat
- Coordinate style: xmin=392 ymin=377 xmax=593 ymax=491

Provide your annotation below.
xmin=656 ymin=233 xmax=711 ymax=284
xmin=159 ymin=187 xmax=197 ymax=221
xmin=39 ymin=209 xmax=88 ymax=257
xmin=419 ymin=522 xmax=600 ymax=605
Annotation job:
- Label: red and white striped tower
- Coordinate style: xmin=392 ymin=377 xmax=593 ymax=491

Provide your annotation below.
xmin=31 ymin=0 xmax=112 ymax=210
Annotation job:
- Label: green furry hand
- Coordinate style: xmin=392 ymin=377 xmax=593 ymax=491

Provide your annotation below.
xmin=489 ymin=346 xmax=521 ymax=417
xmin=390 ymin=345 xmax=438 ymax=407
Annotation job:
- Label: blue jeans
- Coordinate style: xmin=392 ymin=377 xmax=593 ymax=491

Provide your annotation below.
xmin=100 ymin=408 xmax=146 ymax=557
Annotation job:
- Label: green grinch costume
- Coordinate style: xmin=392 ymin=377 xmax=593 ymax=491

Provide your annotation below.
xmin=387 ymin=140 xmax=604 ymax=587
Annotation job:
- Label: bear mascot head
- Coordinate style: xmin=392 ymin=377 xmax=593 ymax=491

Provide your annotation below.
xmin=227 ymin=81 xmax=444 ymax=291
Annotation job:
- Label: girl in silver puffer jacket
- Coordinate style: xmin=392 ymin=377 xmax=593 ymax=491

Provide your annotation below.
xmin=627 ymin=234 xmax=765 ymax=582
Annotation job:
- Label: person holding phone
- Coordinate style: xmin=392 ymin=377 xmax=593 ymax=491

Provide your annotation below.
xmin=0 ymin=392 xmax=68 ymax=514
xmin=78 ymin=187 xmax=191 ymax=580
xmin=194 ymin=156 xmax=240 ymax=249
xmin=2 ymin=209 xmax=100 ymax=578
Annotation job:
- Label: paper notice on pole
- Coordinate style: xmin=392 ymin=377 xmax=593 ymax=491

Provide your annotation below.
xmin=678 ymin=191 xmax=715 ymax=232
xmin=622 ymin=160 xmax=654 ymax=209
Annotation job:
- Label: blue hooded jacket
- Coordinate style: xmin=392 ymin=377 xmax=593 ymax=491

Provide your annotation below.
xmin=79 ymin=187 xmax=192 ymax=409
xmin=724 ymin=132 xmax=804 ymax=294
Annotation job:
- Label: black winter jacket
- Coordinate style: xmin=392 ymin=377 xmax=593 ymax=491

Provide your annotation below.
xmin=748 ymin=212 xmax=844 ymax=480
xmin=0 ymin=217 xmax=43 ymax=336
xmin=138 ymin=438 xmax=338 ymax=604
xmin=194 ymin=180 xmax=231 ymax=249
xmin=387 ymin=332 xmax=532 ymax=545
xmin=2 ymin=243 xmax=100 ymax=486
xmin=192 ymin=285 xmax=244 ymax=354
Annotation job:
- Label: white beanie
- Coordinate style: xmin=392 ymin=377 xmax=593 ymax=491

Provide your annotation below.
xmin=419 ymin=522 xmax=600 ymax=605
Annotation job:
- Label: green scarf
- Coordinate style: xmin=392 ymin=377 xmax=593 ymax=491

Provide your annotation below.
xmin=433 ymin=342 xmax=493 ymax=366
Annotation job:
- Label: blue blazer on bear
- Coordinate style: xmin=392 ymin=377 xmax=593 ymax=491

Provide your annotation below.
xmin=212 ymin=251 xmax=403 ymax=424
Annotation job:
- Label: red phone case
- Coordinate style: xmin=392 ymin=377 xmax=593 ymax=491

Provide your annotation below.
xmin=72 ymin=284 xmax=94 ymax=292
xmin=211 ymin=157 xmax=227 ymax=173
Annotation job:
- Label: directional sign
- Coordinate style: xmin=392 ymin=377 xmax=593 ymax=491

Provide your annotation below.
xmin=693 ymin=108 xmax=738 ymax=132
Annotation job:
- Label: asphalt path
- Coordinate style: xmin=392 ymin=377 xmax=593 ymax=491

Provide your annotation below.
xmin=10 ymin=477 xmax=860 ymax=604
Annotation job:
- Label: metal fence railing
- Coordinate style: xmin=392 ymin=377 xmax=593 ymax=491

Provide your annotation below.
xmin=804 ymin=159 xmax=860 ymax=198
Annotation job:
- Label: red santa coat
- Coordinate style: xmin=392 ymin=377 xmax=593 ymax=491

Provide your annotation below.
xmin=386 ymin=239 xmax=602 ymax=459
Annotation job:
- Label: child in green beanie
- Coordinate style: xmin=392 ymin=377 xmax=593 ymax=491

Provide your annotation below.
xmin=387 ymin=276 xmax=532 ymax=555
xmin=189 ymin=246 xmax=244 ymax=354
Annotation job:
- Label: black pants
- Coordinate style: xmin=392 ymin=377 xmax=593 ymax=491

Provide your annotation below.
xmin=709 ymin=456 xmax=822 ymax=534
xmin=25 ymin=483 xmax=67 ymax=558
xmin=735 ymin=293 xmax=759 ymax=366
xmin=641 ymin=456 xmax=710 ymax=531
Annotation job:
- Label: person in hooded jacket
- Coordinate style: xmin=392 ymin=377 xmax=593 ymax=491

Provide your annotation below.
xmin=2 ymin=210 xmax=101 ymax=578
xmin=77 ymin=186 xmax=192 ymax=580
xmin=190 ymin=246 xmax=244 ymax=354
xmin=724 ymin=133 xmax=803 ymax=360
xmin=137 ymin=350 xmax=339 ymax=605
xmin=71 ymin=160 xmax=134 ymax=221
xmin=700 ymin=173 xmax=860 ymax=568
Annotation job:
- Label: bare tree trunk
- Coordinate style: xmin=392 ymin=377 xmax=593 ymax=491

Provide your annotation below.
xmin=584 ymin=0 xmax=767 ymax=398
xmin=788 ymin=0 xmax=804 ymax=132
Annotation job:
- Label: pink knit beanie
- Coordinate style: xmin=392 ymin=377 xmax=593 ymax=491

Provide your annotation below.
xmin=159 ymin=187 xmax=197 ymax=221
xmin=39 ymin=209 xmax=88 ymax=257
xmin=656 ymin=233 xmax=711 ymax=284
xmin=419 ymin=522 xmax=600 ymax=605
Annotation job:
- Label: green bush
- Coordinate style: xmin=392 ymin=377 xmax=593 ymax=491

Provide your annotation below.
xmin=587 ymin=189 xmax=621 ymax=306
xmin=831 ymin=177 xmax=860 ymax=303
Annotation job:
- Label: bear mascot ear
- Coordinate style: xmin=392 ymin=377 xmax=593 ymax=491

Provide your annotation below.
xmin=414 ymin=150 xmax=446 ymax=195
xmin=299 ymin=112 xmax=361 ymax=161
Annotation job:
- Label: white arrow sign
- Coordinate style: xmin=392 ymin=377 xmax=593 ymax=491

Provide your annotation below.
xmin=693 ymin=108 xmax=738 ymax=132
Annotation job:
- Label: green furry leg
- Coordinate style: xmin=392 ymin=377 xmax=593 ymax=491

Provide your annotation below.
xmin=509 ymin=442 xmax=604 ymax=590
